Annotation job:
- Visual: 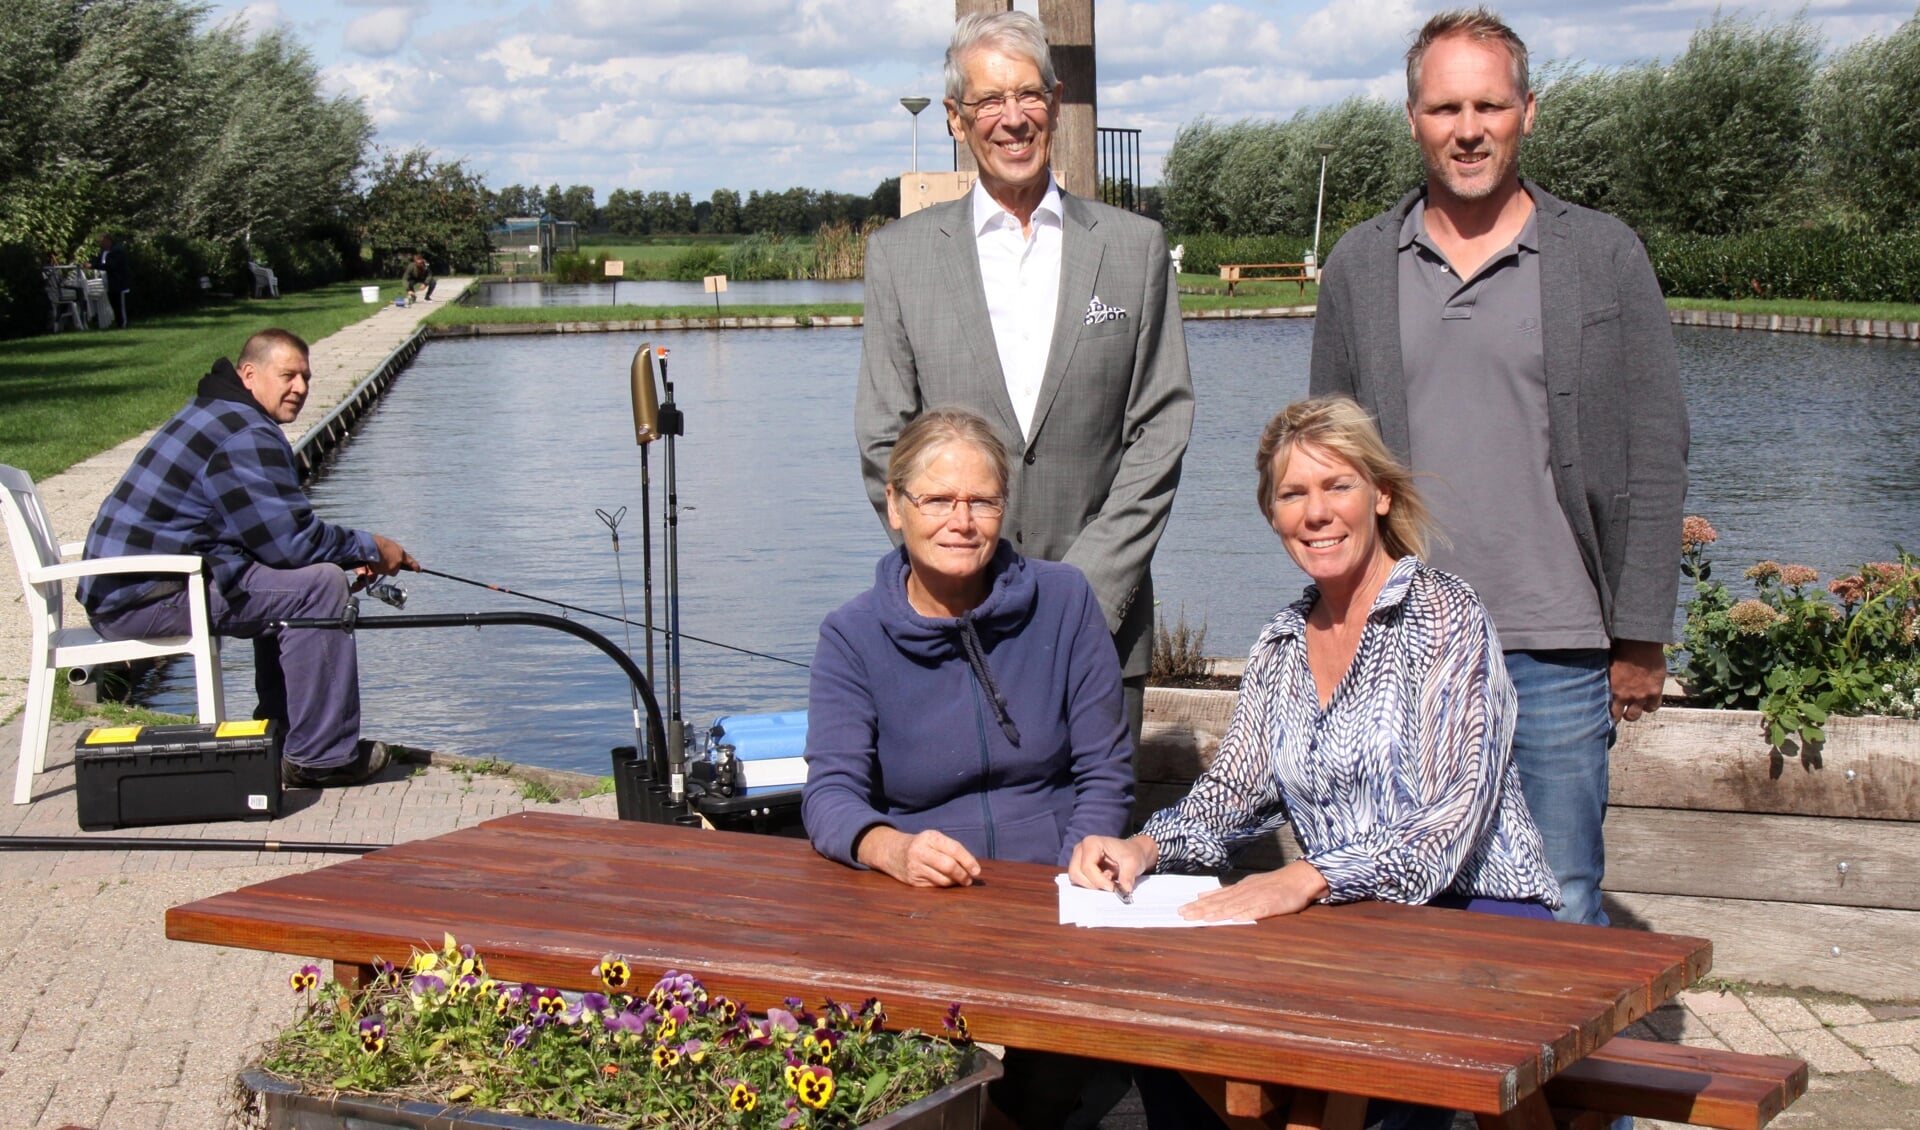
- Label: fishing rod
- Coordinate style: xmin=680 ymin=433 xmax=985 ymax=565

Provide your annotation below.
xmin=412 ymin=566 xmax=807 ymax=670
xmin=274 ymin=607 xmax=672 ymax=782
xmin=0 ymin=836 xmax=386 ymax=854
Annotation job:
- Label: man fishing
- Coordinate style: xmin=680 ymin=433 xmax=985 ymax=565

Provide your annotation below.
xmin=79 ymin=328 xmax=419 ymax=789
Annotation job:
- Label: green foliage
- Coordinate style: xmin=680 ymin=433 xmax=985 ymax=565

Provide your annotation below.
xmin=667 ymin=243 xmax=727 ymax=281
xmin=128 ymin=233 xmax=220 ymax=313
xmin=256 ymin=938 xmax=971 ymax=1128
xmin=1813 ymin=17 xmax=1920 ymax=228
xmin=1162 ymin=102 xmax=1419 ymax=239
xmin=551 ymin=251 xmax=614 ymax=284
xmin=1645 ymin=227 xmax=1920 ymax=304
xmin=1675 ymin=517 xmax=1920 ymax=750
xmin=0 ymin=281 xmax=391 ymax=478
xmin=1609 ymin=14 xmax=1822 ymax=236
xmin=0 ymin=241 xmax=48 ymax=339
xmin=362 ymin=147 xmax=492 ymax=276
xmin=1520 ymin=61 xmax=1627 ymax=215
xmin=1169 ymin=233 xmax=1309 ymax=275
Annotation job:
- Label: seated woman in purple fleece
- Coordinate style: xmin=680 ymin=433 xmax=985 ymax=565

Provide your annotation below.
xmin=801 ymin=408 xmax=1133 ymax=888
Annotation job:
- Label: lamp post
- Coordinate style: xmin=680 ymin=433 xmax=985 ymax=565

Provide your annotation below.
xmin=900 ymin=97 xmax=932 ymax=173
xmin=1309 ymin=142 xmax=1335 ymax=279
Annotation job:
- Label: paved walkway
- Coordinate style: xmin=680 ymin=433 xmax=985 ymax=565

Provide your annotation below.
xmin=1 ymin=712 xmax=1914 ymax=1129
xmin=0 ymin=281 xmax=471 ymax=725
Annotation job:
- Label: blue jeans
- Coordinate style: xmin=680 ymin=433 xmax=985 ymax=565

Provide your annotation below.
xmin=1504 ymin=649 xmax=1615 ymax=928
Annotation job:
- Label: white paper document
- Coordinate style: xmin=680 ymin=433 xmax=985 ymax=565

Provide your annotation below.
xmin=1054 ymin=873 xmax=1256 ymax=928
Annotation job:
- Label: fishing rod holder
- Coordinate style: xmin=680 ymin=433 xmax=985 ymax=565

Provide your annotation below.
xmin=271 ymin=608 xmax=801 ymax=834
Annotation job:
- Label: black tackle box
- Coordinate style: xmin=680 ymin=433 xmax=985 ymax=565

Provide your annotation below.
xmin=74 ymin=720 xmax=281 ymax=831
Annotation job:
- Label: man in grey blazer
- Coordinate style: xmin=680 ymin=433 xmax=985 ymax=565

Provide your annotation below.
xmin=1310 ymin=8 xmax=1688 ymax=931
xmin=857 ymin=12 xmax=1193 ymax=748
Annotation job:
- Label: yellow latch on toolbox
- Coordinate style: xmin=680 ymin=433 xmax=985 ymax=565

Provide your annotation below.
xmin=216 ymin=719 xmax=272 ymax=738
xmin=84 ymin=725 xmax=143 ymax=745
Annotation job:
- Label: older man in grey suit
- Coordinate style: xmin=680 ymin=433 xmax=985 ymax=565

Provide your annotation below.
xmin=1310 ymin=8 xmax=1688 ymax=937
xmin=857 ymin=11 xmax=1193 ymax=748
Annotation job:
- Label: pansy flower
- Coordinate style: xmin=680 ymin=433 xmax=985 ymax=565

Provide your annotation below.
xmin=357 ymin=1017 xmax=386 ymax=1054
xmin=652 ymin=1042 xmax=681 ymax=1070
xmin=677 ymin=1038 xmax=706 ymax=1064
xmin=710 ymin=996 xmax=740 ymax=1026
xmin=794 ymin=1064 xmax=835 ymax=1109
xmin=504 ymin=1023 xmax=530 ymax=1051
xmin=289 ymin=965 xmax=319 ymax=993
xmin=802 ymin=1028 xmax=841 ymax=1065
xmin=534 ymin=988 xmax=566 ymax=1017
xmin=943 ymin=1002 xmax=970 ymax=1042
xmin=728 ymin=1081 xmax=759 ymax=1112
xmin=596 ymin=957 xmax=632 ymax=991
xmin=857 ymin=998 xmax=886 ymax=1032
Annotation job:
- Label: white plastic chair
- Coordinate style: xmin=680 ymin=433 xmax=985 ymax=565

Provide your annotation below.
xmin=2 ymin=464 xmax=223 ymax=804
xmin=248 ymin=261 xmax=280 ymax=298
xmin=44 ymin=280 xmax=85 ymax=332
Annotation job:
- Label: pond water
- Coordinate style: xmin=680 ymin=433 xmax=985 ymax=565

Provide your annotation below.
xmin=468 ymin=280 xmax=865 ymax=307
xmin=134 ymin=322 xmax=1920 ymax=776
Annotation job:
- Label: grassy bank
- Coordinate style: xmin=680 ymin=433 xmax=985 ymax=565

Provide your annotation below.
xmin=0 ymin=282 xmax=393 ymax=480
xmin=427 ymin=302 xmax=863 ymax=326
xmin=1666 ymin=297 xmax=1920 ymax=322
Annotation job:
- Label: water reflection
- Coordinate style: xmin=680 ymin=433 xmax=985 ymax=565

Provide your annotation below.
xmin=137 ymin=322 xmax=1920 ymax=774
xmin=469 ymin=280 xmax=865 ymax=307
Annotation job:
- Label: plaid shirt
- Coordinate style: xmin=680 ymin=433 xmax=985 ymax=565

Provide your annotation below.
xmin=80 ymin=363 xmax=376 ymax=618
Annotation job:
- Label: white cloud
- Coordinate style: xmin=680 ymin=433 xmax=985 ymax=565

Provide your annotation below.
xmin=258 ymin=0 xmax=1916 ymax=196
xmin=344 ymin=7 xmax=416 ymax=57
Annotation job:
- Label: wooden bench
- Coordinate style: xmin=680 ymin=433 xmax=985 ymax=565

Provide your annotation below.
xmin=1219 ymin=261 xmax=1311 ymax=296
xmin=1544 ymin=1037 xmax=1808 ymax=1129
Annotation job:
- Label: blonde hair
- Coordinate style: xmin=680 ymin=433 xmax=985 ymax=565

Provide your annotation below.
xmin=1406 ymin=7 xmax=1530 ymax=102
xmin=887 ymin=408 xmax=1010 ymax=497
xmin=1255 ymin=397 xmax=1435 ymax=561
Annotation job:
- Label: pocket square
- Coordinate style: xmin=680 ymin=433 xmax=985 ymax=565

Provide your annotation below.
xmin=1083 ymin=295 xmax=1128 ymax=326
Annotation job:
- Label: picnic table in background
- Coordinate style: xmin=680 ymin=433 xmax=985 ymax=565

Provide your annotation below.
xmin=162 ymin=813 xmax=1762 ymax=1128
xmin=1219 ymin=262 xmax=1312 ymax=296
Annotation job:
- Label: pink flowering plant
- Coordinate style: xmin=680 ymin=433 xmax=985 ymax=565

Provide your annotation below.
xmin=247 ymin=934 xmax=974 ymax=1129
xmin=1677 ymin=516 xmax=1920 ymax=748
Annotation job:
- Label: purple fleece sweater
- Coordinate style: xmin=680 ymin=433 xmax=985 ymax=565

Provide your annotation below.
xmin=802 ymin=542 xmax=1134 ymax=870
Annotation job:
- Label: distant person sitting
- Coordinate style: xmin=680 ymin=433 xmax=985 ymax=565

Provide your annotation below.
xmin=91 ymin=233 xmax=132 ymax=328
xmin=79 ymin=328 xmax=420 ymax=789
xmin=402 ymin=254 xmax=435 ymax=303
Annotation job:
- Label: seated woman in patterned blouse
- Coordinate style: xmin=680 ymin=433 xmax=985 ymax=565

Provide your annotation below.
xmin=1068 ymin=396 xmax=1560 ymax=1129
xmin=1068 ymin=395 xmax=1559 ymax=919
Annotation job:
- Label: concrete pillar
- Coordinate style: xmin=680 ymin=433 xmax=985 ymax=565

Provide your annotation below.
xmin=948 ymin=0 xmax=1096 ymax=198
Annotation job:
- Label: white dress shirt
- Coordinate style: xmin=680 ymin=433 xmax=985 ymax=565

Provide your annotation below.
xmin=971 ymin=176 xmax=1063 ymax=440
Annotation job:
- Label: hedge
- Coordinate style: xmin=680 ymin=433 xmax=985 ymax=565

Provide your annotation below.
xmin=1645 ymin=226 xmax=1920 ymax=303
xmin=1168 ymin=233 xmax=1312 ymax=276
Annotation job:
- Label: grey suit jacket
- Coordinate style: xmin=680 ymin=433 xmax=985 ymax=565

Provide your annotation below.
xmin=1309 ymin=182 xmax=1689 ymax=646
xmin=855 ymin=191 xmax=1194 ymax=677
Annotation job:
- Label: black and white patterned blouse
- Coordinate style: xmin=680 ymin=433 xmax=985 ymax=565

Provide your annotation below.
xmin=1143 ymin=556 xmax=1561 ymax=908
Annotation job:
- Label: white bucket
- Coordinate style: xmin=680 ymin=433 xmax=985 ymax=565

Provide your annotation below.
xmin=360 ymin=285 xmax=380 ymax=303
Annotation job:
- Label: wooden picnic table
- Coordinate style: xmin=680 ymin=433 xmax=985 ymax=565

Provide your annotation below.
xmin=1219 ymin=262 xmax=1312 ymax=296
xmin=166 ymin=812 xmax=1711 ymax=1129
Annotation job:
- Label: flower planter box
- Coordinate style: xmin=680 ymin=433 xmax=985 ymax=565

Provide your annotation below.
xmin=1142 ymin=687 xmax=1920 ymax=1001
xmin=237 ymin=1047 xmax=1002 ymax=1130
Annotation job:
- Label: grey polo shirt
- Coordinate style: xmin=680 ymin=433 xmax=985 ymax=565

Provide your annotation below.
xmin=1398 ymin=200 xmax=1607 ymax=651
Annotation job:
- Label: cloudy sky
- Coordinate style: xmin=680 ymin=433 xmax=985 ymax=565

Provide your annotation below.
xmin=216 ymin=0 xmax=1913 ymax=200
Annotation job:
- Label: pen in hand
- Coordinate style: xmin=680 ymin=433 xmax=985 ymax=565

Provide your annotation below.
xmin=1114 ymin=877 xmax=1134 ymax=905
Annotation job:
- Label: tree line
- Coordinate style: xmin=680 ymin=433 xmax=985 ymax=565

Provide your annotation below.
xmin=0 ymin=0 xmax=368 ymax=329
xmin=483 ymin=182 xmax=900 ymax=238
xmin=1164 ymin=12 xmax=1920 ymax=248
